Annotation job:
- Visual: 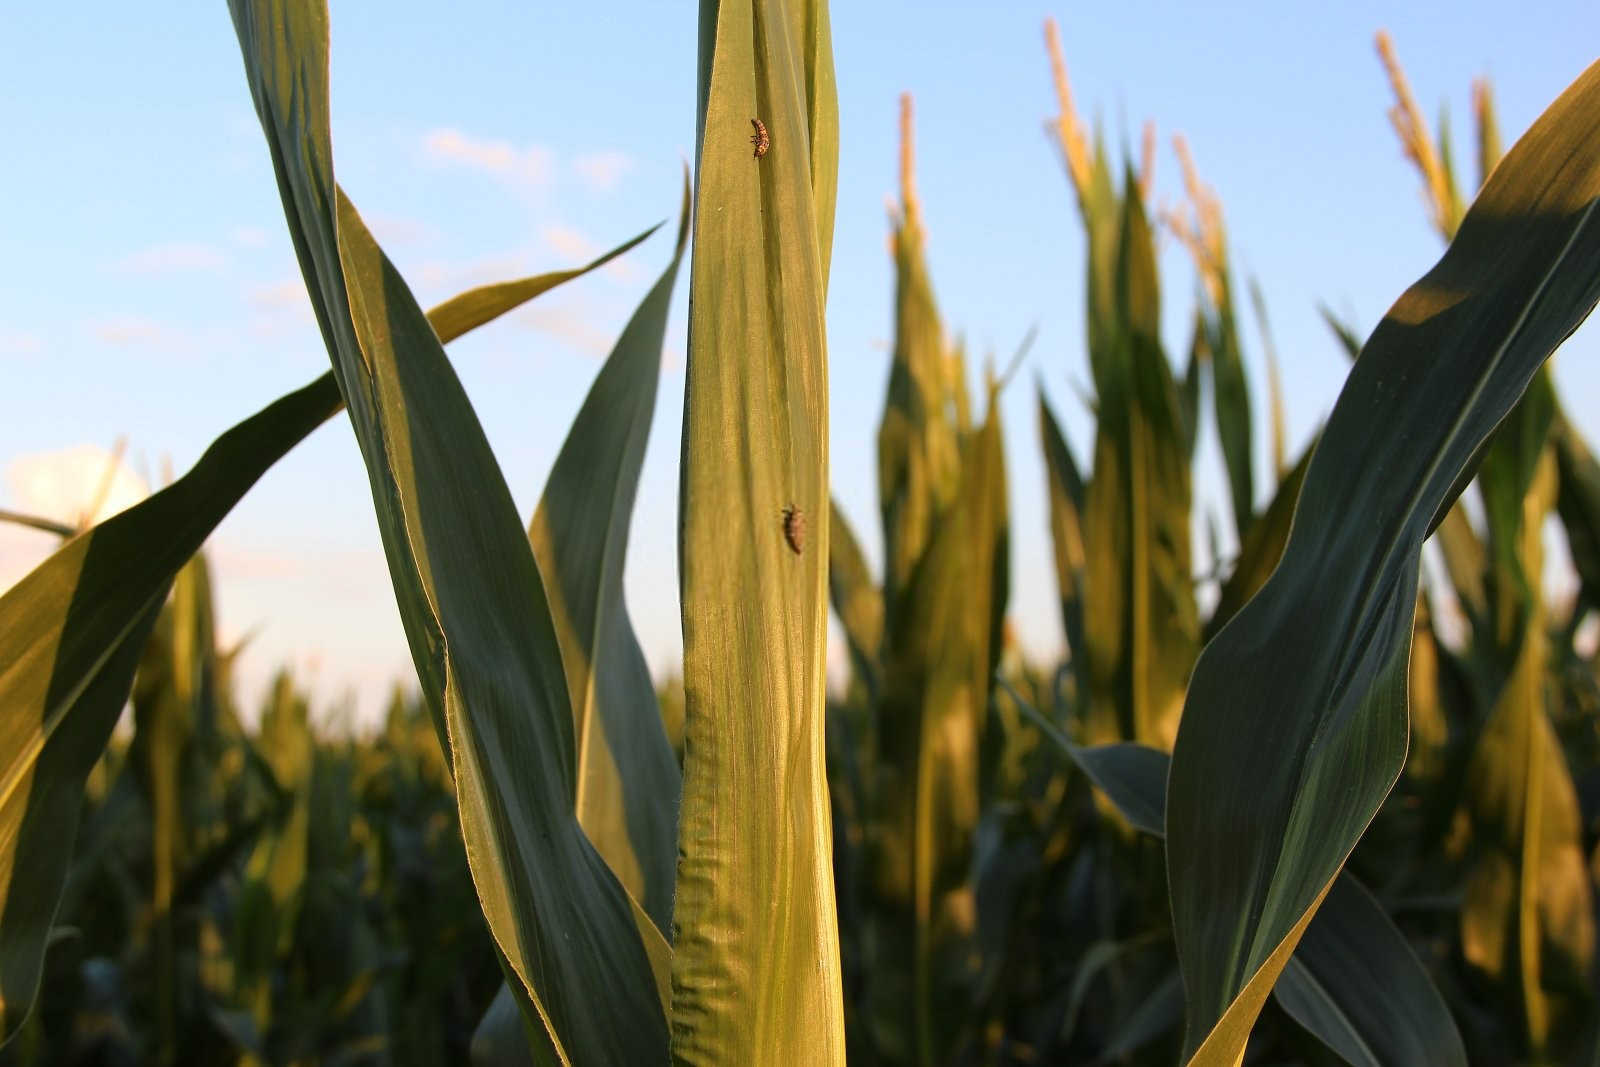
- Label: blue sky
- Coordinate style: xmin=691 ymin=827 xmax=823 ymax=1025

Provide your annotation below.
xmin=3 ymin=3 xmax=1597 ymax=723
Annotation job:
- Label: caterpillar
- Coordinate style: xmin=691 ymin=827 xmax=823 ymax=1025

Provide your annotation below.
xmin=750 ymin=117 xmax=769 ymax=158
xmin=781 ymin=505 xmax=805 ymax=554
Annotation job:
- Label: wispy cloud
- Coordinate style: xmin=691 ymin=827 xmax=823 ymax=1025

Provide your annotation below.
xmin=243 ymin=279 xmax=315 ymax=338
xmin=0 ymin=329 xmax=43 ymax=356
xmin=368 ymin=214 xmax=434 ymax=248
xmin=229 ymin=225 xmax=269 ymax=249
xmin=112 ymin=241 xmax=228 ymax=274
xmin=415 ymin=251 xmax=530 ymax=292
xmin=250 ymin=279 xmax=309 ymax=309
xmin=423 ymin=128 xmax=552 ymax=186
xmin=90 ymin=316 xmax=188 ymax=348
xmin=541 ymin=224 xmax=600 ymax=262
xmin=520 ymin=302 xmax=616 ymax=359
xmin=541 ymin=224 xmax=639 ymax=282
xmin=572 ymin=150 xmax=633 ymax=192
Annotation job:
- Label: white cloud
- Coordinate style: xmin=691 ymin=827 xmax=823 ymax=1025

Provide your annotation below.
xmin=91 ymin=316 xmax=186 ymax=348
xmin=520 ymin=303 xmax=615 ymax=359
xmin=112 ymin=241 xmax=228 ymax=274
xmin=368 ymin=214 xmax=433 ymax=248
xmin=0 ymin=329 xmax=42 ymax=356
xmin=541 ymin=224 xmax=599 ymax=262
xmin=423 ymin=127 xmax=552 ymax=186
xmin=6 ymin=443 xmax=149 ymax=530
xmin=572 ymin=150 xmax=633 ymax=192
xmin=250 ymin=279 xmax=309 ymax=309
xmin=541 ymin=224 xmax=639 ymax=282
xmin=415 ymin=251 xmax=530 ymax=292
xmin=230 ymin=225 xmax=269 ymax=249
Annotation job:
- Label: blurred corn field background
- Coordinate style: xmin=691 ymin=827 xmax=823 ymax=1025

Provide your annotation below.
xmin=4 ymin=2 xmax=1600 ymax=1065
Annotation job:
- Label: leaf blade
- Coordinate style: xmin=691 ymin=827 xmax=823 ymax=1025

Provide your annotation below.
xmin=1166 ymin=57 xmax=1600 ymax=1065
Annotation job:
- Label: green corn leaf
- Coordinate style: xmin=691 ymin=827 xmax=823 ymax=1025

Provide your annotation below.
xmin=1248 ymin=278 xmax=1289 ymax=482
xmin=1164 ymin=58 xmax=1600 ymax=1065
xmin=898 ymin=402 xmax=1008 ymax=1062
xmin=1477 ymin=80 xmax=1504 ymax=191
xmin=228 ymin=1 xmax=671 ymax=1060
xmin=1325 ymin=295 xmax=1493 ymax=629
xmin=1038 ymin=389 xmax=1088 ymax=705
xmin=878 ymin=196 xmax=959 ymax=615
xmin=1206 ymin=274 xmax=1255 ymax=539
xmin=1459 ymin=371 xmax=1593 ymax=1053
xmin=1178 ymin=314 xmax=1204 ymax=460
xmin=1272 ymin=876 xmax=1468 ymax=1067
xmin=0 ymin=227 xmax=618 ymax=1051
xmin=827 ymin=497 xmax=884 ymax=703
xmin=428 ymin=228 xmax=656 ymax=343
xmin=672 ymin=0 xmax=844 ymax=1062
xmin=232 ymin=673 xmax=313 ymax=1029
xmin=529 ymin=177 xmax=690 ymax=938
xmin=1080 ymin=174 xmax=1197 ymax=749
xmin=1206 ymin=442 xmax=1311 ymax=640
xmin=1552 ymin=409 xmax=1600 ymax=611
xmin=1007 ymin=688 xmax=1467 ymax=1067
xmin=127 ymin=552 xmax=219 ymax=1058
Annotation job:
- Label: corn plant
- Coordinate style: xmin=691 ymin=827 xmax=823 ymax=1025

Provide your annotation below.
xmin=5 ymin=4 xmax=1600 ymax=1066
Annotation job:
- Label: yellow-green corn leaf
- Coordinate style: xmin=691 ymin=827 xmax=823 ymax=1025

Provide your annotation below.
xmin=1202 ymin=272 xmax=1255 ymax=539
xmin=1178 ymin=314 xmax=1204 ymax=459
xmin=128 ymin=551 xmax=221 ymax=1059
xmin=1205 ymin=443 xmax=1311 ymax=640
xmin=528 ymin=181 xmax=688 ymax=938
xmin=896 ymin=405 xmax=1008 ymax=1063
xmin=878 ymin=205 xmax=959 ymax=613
xmin=1007 ymin=689 xmax=1467 ymax=1067
xmin=1553 ymin=410 xmax=1600 ymax=609
xmin=1404 ymin=595 xmax=1450 ymax=782
xmin=1038 ymin=390 xmax=1087 ymax=703
xmin=233 ymin=672 xmax=313 ymax=1030
xmin=673 ymin=0 xmax=843 ymax=1061
xmin=0 ymin=378 xmax=329 ymax=1046
xmin=1460 ymin=372 xmax=1594 ymax=1053
xmin=1319 ymin=304 xmax=1366 ymax=361
xmin=827 ymin=497 xmax=884 ymax=702
xmin=429 ymin=228 xmax=656 ymax=342
xmin=228 ymin=1 xmax=669 ymax=1060
xmin=1080 ymin=176 xmax=1197 ymax=749
xmin=0 ymin=211 xmax=630 ymax=1055
xmin=1249 ymin=279 xmax=1290 ymax=482
xmin=1166 ymin=58 xmax=1600 ymax=1066
xmin=1478 ymin=82 xmax=1504 ymax=190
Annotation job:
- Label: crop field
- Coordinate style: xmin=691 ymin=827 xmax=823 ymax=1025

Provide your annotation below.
xmin=3 ymin=2 xmax=1600 ymax=1065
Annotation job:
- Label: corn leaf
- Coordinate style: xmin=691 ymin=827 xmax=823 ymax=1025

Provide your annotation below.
xmin=1008 ymin=690 xmax=1467 ymax=1067
xmin=529 ymin=179 xmax=690 ymax=938
xmin=898 ymin=403 xmax=1009 ymax=1061
xmin=1205 ymin=442 xmax=1311 ymax=640
xmin=228 ymin=1 xmax=671 ymax=1060
xmin=1553 ymin=409 xmax=1600 ymax=611
xmin=1165 ymin=58 xmax=1600 ymax=1065
xmin=1080 ymin=175 xmax=1197 ymax=749
xmin=1459 ymin=372 xmax=1594 ymax=1052
xmin=672 ymin=0 xmax=844 ymax=1061
xmin=1038 ymin=389 xmax=1088 ymax=703
xmin=0 ymin=146 xmax=637 ymax=1056
xmin=1205 ymin=275 xmax=1255 ymax=539
xmin=827 ymin=497 xmax=884 ymax=703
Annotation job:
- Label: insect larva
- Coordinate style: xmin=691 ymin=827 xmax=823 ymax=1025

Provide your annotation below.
xmin=781 ymin=505 xmax=805 ymax=554
xmin=750 ymin=117 xmax=770 ymax=158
